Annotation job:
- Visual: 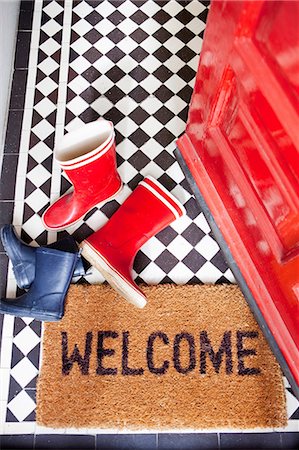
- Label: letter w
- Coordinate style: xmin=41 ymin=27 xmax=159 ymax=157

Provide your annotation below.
xmin=61 ymin=331 xmax=93 ymax=375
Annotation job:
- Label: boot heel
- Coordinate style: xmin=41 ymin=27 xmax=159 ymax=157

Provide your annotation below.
xmin=80 ymin=241 xmax=147 ymax=309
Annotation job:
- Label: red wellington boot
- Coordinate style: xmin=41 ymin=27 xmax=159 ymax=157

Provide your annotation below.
xmin=42 ymin=120 xmax=122 ymax=230
xmin=80 ymin=176 xmax=186 ymax=308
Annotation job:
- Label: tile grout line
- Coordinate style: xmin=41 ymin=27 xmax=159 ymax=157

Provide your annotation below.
xmin=217 ymin=432 xmax=220 ymax=449
xmin=47 ymin=0 xmax=73 ymax=245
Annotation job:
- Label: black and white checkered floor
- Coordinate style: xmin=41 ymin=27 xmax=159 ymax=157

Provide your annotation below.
xmin=0 ymin=1 xmax=298 ymax=448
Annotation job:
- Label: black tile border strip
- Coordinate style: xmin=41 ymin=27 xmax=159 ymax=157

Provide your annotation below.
xmin=1 ymin=432 xmax=298 ymax=449
xmin=0 ymin=0 xmax=35 ymax=422
xmin=0 ymin=0 xmax=35 ymax=294
xmin=0 ymin=154 xmax=20 ymax=200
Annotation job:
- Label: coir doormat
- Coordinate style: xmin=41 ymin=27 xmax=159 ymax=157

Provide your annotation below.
xmin=37 ymin=284 xmax=287 ymax=430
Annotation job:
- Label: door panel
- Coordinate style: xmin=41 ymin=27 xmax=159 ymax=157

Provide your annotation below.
xmin=176 ymin=0 xmax=299 ymax=397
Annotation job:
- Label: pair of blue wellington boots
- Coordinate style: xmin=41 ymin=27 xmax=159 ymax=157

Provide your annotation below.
xmin=0 ymin=225 xmax=87 ymax=321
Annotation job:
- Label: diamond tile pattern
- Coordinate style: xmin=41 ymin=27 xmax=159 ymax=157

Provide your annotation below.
xmin=1 ymin=0 xmax=298 ymax=434
xmin=20 ymin=0 xmax=233 ymax=286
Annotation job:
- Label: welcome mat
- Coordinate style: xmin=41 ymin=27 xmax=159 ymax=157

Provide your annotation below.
xmin=37 ymin=284 xmax=287 ymax=430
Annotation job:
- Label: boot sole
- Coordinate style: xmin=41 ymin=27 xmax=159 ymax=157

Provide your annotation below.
xmin=80 ymin=241 xmax=147 ymax=309
xmin=0 ymin=302 xmax=62 ymax=322
xmin=42 ymin=182 xmax=123 ymax=232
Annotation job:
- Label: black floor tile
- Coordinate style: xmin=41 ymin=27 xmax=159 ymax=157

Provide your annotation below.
xmin=0 ymin=253 xmax=9 ymax=297
xmin=0 ymin=434 xmax=34 ymax=449
xmin=0 ymin=311 xmax=3 ymax=342
xmin=4 ymin=110 xmax=24 ymax=153
xmin=219 ymin=432 xmax=281 ymax=449
xmin=35 ymin=434 xmax=95 ymax=449
xmin=157 ymin=433 xmax=218 ymax=450
xmin=0 ymin=202 xmax=14 ymax=251
xmin=10 ymin=70 xmax=28 ymax=100
xmin=9 ymin=95 xmax=25 ymax=111
xmin=20 ymin=1 xmax=34 ymax=13
xmin=280 ymin=432 xmax=299 ymax=449
xmin=14 ymin=31 xmax=31 ymax=69
xmin=96 ymin=434 xmax=157 ymax=450
xmin=0 ymin=155 xmax=19 ymax=200
xmin=18 ymin=6 xmax=34 ymax=31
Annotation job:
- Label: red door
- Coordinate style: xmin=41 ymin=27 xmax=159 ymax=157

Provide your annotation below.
xmin=176 ymin=0 xmax=299 ymax=397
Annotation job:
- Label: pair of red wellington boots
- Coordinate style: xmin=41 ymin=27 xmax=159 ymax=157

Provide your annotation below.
xmin=42 ymin=119 xmax=186 ymax=308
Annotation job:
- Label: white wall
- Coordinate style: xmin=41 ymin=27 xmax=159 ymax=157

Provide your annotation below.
xmin=0 ymin=0 xmax=21 ymax=172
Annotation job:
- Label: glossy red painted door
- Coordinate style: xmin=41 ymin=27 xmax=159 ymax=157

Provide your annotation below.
xmin=176 ymin=0 xmax=299 ymax=396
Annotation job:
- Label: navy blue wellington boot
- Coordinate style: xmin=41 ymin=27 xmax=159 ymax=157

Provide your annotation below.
xmin=0 ymin=247 xmax=78 ymax=321
xmin=0 ymin=225 xmax=88 ymax=289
